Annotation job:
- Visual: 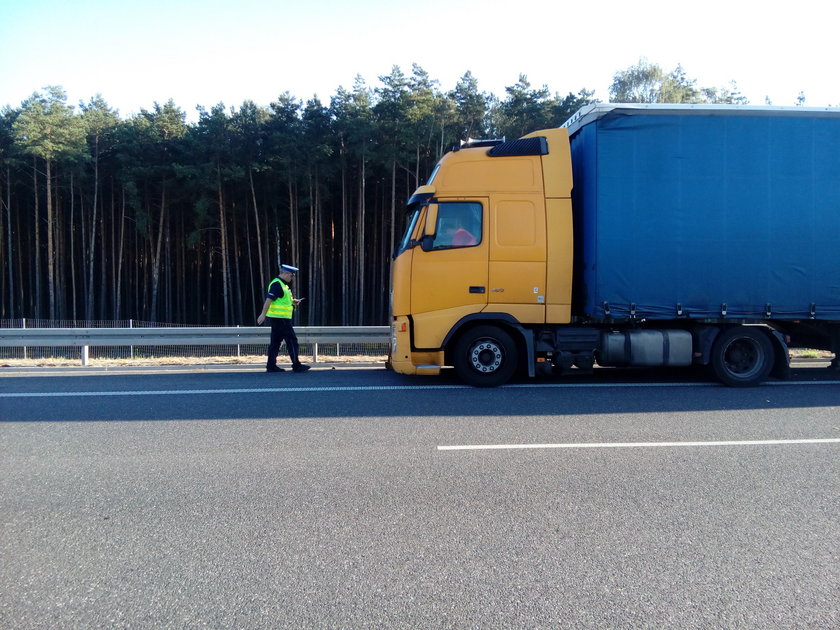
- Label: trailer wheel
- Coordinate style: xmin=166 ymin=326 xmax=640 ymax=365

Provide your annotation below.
xmin=711 ymin=327 xmax=774 ymax=387
xmin=453 ymin=325 xmax=519 ymax=387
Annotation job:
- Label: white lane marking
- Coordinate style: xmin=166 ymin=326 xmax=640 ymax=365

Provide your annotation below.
xmin=1 ymin=380 xmax=840 ymax=398
xmin=438 ymin=438 xmax=840 ymax=451
xmin=0 ymin=385 xmax=470 ymax=398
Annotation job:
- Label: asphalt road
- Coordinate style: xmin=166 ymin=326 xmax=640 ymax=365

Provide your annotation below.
xmin=1 ymin=364 xmax=838 ymax=629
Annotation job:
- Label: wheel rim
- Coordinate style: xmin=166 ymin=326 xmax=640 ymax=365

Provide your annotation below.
xmin=469 ymin=340 xmax=503 ymax=373
xmin=722 ymin=337 xmax=763 ymax=378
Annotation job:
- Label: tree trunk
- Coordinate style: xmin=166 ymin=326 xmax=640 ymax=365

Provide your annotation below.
xmin=306 ymin=169 xmax=314 ymax=324
xmin=99 ymin=197 xmax=107 ymax=319
xmin=86 ymin=135 xmax=99 ymax=319
xmin=231 ymin=202 xmax=243 ymax=324
xmin=341 ymin=159 xmax=348 ymax=324
xmin=217 ymin=162 xmax=230 ymax=325
xmin=53 ymin=170 xmax=64 ymax=320
xmin=4 ymin=166 xmax=13 ymax=317
xmin=206 ymin=239 xmax=214 ymax=324
xmin=248 ymin=167 xmax=265 ymax=293
xmin=149 ymin=181 xmax=166 ymax=321
xmin=106 ymin=183 xmax=115 ymax=320
xmin=164 ymin=206 xmax=172 ymax=323
xmin=142 ymin=225 xmax=151 ymax=319
xmin=356 ymin=156 xmax=366 ymax=324
xmin=32 ymin=157 xmax=41 ymax=317
xmin=287 ymin=177 xmax=298 ymax=268
xmin=194 ymin=232 xmax=203 ymax=324
xmin=244 ymin=206 xmax=256 ymax=318
xmin=315 ymin=172 xmax=324 ymax=324
xmin=181 ymin=211 xmax=189 ymax=323
xmin=115 ymin=187 xmax=126 ymax=320
xmin=46 ymin=158 xmax=55 ymax=319
xmin=390 ymin=158 xmax=396 ymax=261
xmin=69 ymin=173 xmax=77 ymax=319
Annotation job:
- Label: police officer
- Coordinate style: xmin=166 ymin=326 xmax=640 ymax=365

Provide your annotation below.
xmin=257 ymin=264 xmax=310 ymax=373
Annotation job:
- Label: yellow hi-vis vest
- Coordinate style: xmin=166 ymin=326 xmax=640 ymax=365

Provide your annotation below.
xmin=266 ymin=278 xmax=293 ymax=318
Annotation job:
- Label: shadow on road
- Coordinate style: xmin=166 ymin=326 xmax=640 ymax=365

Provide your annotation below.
xmin=1 ymin=362 xmax=838 ymax=423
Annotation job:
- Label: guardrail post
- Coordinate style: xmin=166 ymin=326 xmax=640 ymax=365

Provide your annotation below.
xmin=82 ymin=345 xmax=89 ymax=366
xmin=130 ymin=319 xmax=134 ymax=359
xmin=313 ymin=342 xmax=319 ymax=363
xmin=22 ymin=318 xmax=27 ymax=359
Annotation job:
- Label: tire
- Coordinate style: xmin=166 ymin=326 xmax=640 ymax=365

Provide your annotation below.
xmin=452 ymin=325 xmax=519 ymax=387
xmin=710 ymin=327 xmax=774 ymax=387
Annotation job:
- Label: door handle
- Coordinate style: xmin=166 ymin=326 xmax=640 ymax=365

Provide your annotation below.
xmin=469 ymin=286 xmax=486 ymax=294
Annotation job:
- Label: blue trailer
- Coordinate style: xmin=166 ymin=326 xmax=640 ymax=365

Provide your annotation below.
xmin=565 ymin=104 xmax=840 ymax=322
xmin=557 ymin=104 xmax=840 ymax=383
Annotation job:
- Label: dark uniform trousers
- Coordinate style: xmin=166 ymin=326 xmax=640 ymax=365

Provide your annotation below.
xmin=267 ymin=317 xmax=301 ymax=368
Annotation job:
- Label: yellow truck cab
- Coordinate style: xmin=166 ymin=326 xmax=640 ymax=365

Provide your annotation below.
xmin=390 ymin=129 xmax=575 ymax=386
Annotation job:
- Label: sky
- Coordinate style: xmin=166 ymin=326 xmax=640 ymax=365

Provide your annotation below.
xmin=1 ymin=0 xmax=838 ymax=122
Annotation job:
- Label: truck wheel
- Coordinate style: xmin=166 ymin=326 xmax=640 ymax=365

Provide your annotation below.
xmin=711 ymin=327 xmax=774 ymax=387
xmin=453 ymin=325 xmax=519 ymax=387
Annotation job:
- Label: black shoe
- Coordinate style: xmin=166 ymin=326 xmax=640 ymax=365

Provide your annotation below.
xmin=266 ymin=365 xmax=285 ymax=373
xmin=292 ymin=364 xmax=311 ymax=373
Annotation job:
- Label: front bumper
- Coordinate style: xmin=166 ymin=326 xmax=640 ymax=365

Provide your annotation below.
xmin=389 ymin=317 xmax=443 ymax=375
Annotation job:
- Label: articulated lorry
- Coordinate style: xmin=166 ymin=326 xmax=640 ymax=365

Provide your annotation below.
xmin=388 ymin=103 xmax=840 ymax=386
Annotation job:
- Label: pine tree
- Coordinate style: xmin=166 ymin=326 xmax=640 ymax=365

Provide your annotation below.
xmin=13 ymin=87 xmax=86 ymax=319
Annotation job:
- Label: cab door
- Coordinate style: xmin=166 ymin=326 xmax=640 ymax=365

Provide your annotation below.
xmin=487 ymin=195 xmax=547 ymax=323
xmin=410 ymin=200 xmax=488 ymax=348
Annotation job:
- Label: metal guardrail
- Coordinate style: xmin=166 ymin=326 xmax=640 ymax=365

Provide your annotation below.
xmin=0 ymin=326 xmax=390 ymax=347
xmin=0 ymin=326 xmax=391 ymax=366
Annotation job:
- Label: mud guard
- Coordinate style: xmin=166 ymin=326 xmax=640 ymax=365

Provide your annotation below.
xmin=768 ymin=329 xmax=791 ymax=380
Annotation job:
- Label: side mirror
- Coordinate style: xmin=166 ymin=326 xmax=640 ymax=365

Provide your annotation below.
xmin=420 ymin=235 xmax=435 ymax=252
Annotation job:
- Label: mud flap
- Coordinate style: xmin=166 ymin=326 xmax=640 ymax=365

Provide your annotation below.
xmin=516 ymin=326 xmax=535 ymax=378
xmin=769 ymin=330 xmax=791 ymax=380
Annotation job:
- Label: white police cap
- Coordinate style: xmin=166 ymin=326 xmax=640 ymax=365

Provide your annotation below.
xmin=280 ymin=264 xmax=299 ymax=274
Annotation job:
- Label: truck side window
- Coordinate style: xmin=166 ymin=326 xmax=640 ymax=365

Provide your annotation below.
xmin=433 ymin=202 xmax=482 ymax=249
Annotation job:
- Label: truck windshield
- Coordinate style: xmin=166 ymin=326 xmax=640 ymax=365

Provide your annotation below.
xmin=427 ymin=164 xmax=440 ymax=185
xmin=395 ymin=206 xmax=422 ymax=257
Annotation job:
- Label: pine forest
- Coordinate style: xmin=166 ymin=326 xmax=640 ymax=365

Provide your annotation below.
xmin=0 ymin=61 xmax=751 ymax=326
